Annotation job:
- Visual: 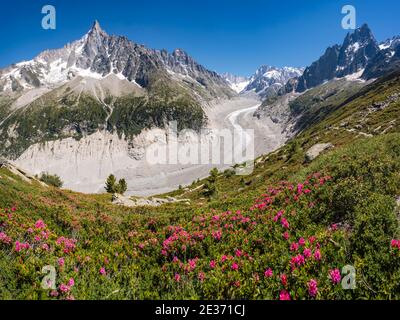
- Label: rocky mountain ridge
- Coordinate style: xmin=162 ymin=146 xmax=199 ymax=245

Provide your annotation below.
xmin=288 ymin=24 xmax=400 ymax=93
xmin=0 ymin=21 xmax=233 ymax=101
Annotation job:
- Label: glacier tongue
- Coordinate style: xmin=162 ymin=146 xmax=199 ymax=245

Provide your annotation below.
xmin=13 ymin=97 xmax=286 ymax=196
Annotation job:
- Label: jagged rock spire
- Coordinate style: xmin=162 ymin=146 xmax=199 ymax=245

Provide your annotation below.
xmin=88 ymin=20 xmax=108 ymax=37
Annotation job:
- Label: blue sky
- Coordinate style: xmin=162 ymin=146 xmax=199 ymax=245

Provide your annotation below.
xmin=1 ymin=0 xmax=399 ymax=75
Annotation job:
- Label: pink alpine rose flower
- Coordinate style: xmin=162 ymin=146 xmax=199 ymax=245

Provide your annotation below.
xmin=281 ymin=218 xmax=290 ymax=229
xmin=308 ymin=279 xmax=318 ymax=297
xmin=280 ymin=274 xmax=287 ymax=286
xmin=290 ymin=242 xmax=299 ymax=252
xmin=391 ymin=239 xmax=400 ymax=249
xmin=198 ymin=272 xmax=205 ymax=282
xmin=34 ymin=220 xmax=46 ymax=230
xmin=329 ymin=269 xmax=341 ymax=285
xmin=68 ymin=278 xmax=75 ymax=287
xmin=279 ymin=290 xmax=291 ymax=300
xmin=314 ymin=249 xmax=322 ymax=261
xmin=264 ymin=268 xmax=273 ymax=278
xmin=59 ymin=284 xmax=70 ymax=293
xmin=303 ymin=248 xmax=312 ymax=258
xmin=282 ymin=232 xmax=290 ymax=240
xmin=58 ymin=257 xmax=65 ymax=267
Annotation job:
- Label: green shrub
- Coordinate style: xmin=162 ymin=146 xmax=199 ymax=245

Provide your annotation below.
xmin=39 ymin=172 xmax=63 ymax=188
xmin=223 ymin=169 xmax=236 ymax=178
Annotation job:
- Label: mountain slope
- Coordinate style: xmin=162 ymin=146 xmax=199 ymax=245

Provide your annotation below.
xmin=1 ymin=70 xmax=400 ymax=299
xmin=0 ymin=21 xmax=235 ymax=161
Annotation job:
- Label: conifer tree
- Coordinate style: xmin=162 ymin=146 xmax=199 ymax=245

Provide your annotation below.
xmin=105 ymin=174 xmax=117 ymax=193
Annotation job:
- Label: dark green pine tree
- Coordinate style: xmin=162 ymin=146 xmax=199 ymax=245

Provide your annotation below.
xmin=105 ymin=174 xmax=117 ymax=193
xmin=117 ymin=178 xmax=128 ymax=195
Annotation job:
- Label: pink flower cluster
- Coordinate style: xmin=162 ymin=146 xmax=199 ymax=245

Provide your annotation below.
xmin=212 ymin=230 xmax=222 ymax=241
xmin=291 ymin=254 xmax=305 ymax=269
xmin=329 ymin=269 xmax=341 ymax=285
xmin=0 ymin=232 xmax=11 ymax=244
xmin=58 ymin=257 xmax=65 ymax=267
xmin=56 ymin=237 xmax=77 ymax=254
xmin=264 ymin=268 xmax=273 ymax=278
xmin=15 ymin=241 xmax=30 ymax=252
xmin=308 ymin=279 xmax=318 ymax=297
xmin=59 ymin=278 xmax=75 ymax=293
xmin=209 ymin=260 xmax=216 ymax=269
xmin=279 ymin=290 xmax=291 ymax=300
xmin=99 ymin=267 xmax=107 ymax=276
xmin=162 ymin=228 xmax=194 ymax=255
xmin=34 ymin=220 xmax=46 ymax=230
xmin=391 ymin=239 xmax=400 ymax=250
xmin=185 ymin=258 xmax=198 ymax=272
xmin=231 ymin=262 xmax=239 ymax=271
xmin=281 ymin=218 xmax=290 ymax=229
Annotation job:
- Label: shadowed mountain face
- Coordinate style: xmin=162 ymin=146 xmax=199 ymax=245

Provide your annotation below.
xmin=336 ymin=24 xmax=380 ymax=77
xmin=363 ymin=36 xmax=400 ymax=79
xmin=290 ymin=24 xmax=400 ymax=94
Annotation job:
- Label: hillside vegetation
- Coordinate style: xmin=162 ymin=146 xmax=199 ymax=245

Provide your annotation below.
xmin=0 ymin=76 xmax=207 ymax=159
xmin=1 ymin=72 xmax=400 ymax=300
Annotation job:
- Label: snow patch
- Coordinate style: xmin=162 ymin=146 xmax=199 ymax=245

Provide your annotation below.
xmin=345 ymin=68 xmax=365 ymax=81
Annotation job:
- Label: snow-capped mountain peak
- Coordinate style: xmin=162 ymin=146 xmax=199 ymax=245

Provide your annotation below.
xmin=220 ymin=73 xmax=250 ymax=93
xmin=243 ymin=65 xmax=304 ymax=97
xmin=0 ymin=21 xmax=232 ymax=98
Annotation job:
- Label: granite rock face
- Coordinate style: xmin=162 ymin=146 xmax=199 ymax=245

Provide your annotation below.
xmin=289 ymin=24 xmax=400 ymax=94
xmin=305 ymin=143 xmax=334 ymax=162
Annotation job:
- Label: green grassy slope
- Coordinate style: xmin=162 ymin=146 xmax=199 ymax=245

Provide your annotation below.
xmin=289 ymin=78 xmax=365 ymax=132
xmin=0 ymin=72 xmax=400 ymax=300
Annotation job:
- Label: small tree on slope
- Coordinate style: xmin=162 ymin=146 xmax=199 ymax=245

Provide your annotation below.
xmin=105 ymin=174 xmax=117 ymax=193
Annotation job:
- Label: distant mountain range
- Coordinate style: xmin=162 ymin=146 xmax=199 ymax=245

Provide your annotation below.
xmin=222 ymin=66 xmax=304 ymax=98
xmin=222 ymin=24 xmax=400 ymax=98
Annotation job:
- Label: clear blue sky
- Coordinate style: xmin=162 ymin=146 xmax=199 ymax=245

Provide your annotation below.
xmin=1 ymin=0 xmax=399 ymax=76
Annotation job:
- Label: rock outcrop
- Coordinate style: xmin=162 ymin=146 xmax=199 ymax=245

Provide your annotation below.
xmin=112 ymin=193 xmax=190 ymax=207
xmin=305 ymin=143 xmax=334 ymax=162
xmin=0 ymin=158 xmax=47 ymax=186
